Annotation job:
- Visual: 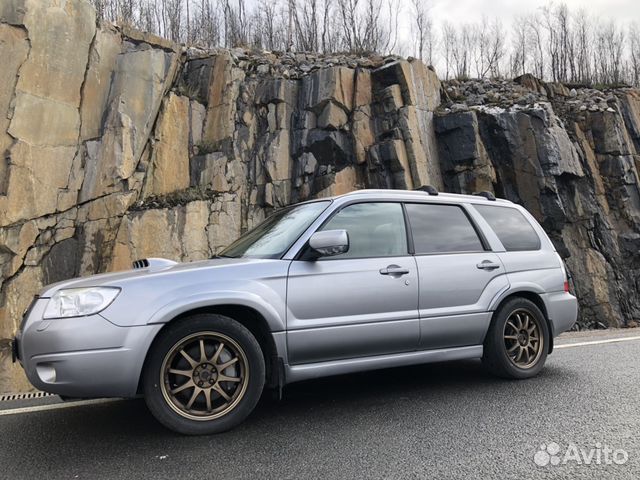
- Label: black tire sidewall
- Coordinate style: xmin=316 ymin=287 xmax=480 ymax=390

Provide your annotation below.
xmin=143 ymin=314 xmax=265 ymax=435
xmin=485 ymin=298 xmax=550 ymax=379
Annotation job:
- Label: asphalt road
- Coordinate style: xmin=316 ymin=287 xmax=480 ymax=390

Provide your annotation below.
xmin=1 ymin=330 xmax=640 ymax=480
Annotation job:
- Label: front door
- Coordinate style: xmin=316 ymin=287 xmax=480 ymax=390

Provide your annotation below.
xmin=286 ymin=202 xmax=419 ymax=365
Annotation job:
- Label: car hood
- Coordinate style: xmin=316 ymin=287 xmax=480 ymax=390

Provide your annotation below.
xmin=37 ymin=257 xmax=272 ymax=297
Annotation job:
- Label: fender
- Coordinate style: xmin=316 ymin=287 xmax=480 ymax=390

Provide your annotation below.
xmin=488 ymin=282 xmax=547 ymax=312
xmin=146 ymin=290 xmax=286 ymax=332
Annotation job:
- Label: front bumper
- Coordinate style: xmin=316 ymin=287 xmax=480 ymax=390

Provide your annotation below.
xmin=16 ymin=298 xmax=162 ymax=398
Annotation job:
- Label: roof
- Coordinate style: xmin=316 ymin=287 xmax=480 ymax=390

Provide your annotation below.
xmin=334 ymin=189 xmax=513 ymax=205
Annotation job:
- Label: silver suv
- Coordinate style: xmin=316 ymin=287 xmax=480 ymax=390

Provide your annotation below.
xmin=13 ymin=189 xmax=577 ymax=434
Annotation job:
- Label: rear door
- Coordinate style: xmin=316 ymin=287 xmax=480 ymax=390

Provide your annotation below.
xmin=472 ymin=204 xmax=560 ymax=289
xmin=405 ymin=202 xmax=509 ymax=350
xmin=286 ymin=202 xmax=420 ymax=364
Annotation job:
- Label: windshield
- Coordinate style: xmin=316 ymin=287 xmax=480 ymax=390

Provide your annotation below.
xmin=219 ymin=201 xmax=331 ymax=259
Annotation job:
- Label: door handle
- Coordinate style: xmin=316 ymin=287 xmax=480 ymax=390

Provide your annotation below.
xmin=379 ymin=265 xmax=410 ymax=276
xmin=476 ymin=260 xmax=501 ymax=270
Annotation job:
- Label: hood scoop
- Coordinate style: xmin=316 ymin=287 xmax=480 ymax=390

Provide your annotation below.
xmin=132 ymin=258 xmax=178 ymax=271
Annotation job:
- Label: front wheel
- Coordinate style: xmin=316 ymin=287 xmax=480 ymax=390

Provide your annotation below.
xmin=143 ymin=314 xmax=265 ymax=435
xmin=483 ymin=298 xmax=550 ymax=379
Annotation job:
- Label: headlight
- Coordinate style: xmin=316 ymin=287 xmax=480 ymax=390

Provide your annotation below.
xmin=43 ymin=287 xmax=121 ymax=319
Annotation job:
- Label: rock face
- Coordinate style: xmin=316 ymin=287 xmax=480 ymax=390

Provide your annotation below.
xmin=0 ymin=1 xmax=639 ymax=393
xmin=437 ymin=80 xmax=640 ymax=330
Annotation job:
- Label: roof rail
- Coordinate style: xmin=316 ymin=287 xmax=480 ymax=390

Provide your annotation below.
xmin=473 ymin=191 xmax=496 ymax=201
xmin=414 ymin=185 xmax=439 ymax=196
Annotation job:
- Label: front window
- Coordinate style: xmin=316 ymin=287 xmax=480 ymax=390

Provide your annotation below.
xmin=320 ymin=202 xmax=408 ymax=259
xmin=220 ymin=201 xmax=330 ymax=259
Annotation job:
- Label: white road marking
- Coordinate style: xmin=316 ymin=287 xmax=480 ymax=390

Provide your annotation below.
xmin=556 ymin=335 xmax=640 ymax=349
xmin=2 ymin=335 xmax=640 ymax=416
xmin=0 ymin=398 xmax=123 ymax=416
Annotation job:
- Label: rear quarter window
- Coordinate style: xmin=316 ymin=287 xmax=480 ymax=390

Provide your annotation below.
xmin=474 ymin=205 xmax=541 ymax=251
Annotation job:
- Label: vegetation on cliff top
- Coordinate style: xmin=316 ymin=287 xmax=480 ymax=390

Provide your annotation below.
xmin=90 ymin=0 xmax=640 ymax=87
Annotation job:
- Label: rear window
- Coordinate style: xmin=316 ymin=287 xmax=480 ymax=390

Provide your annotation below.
xmin=474 ymin=205 xmax=541 ymax=251
xmin=405 ymin=203 xmax=484 ymax=254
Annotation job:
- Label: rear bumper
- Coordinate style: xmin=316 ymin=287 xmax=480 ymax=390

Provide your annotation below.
xmin=542 ymin=291 xmax=578 ymax=336
xmin=16 ymin=299 xmax=161 ymax=398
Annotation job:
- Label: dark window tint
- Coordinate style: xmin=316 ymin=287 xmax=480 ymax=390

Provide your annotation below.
xmin=321 ymin=202 xmax=407 ymax=258
xmin=405 ymin=203 xmax=484 ymax=254
xmin=474 ymin=205 xmax=541 ymax=251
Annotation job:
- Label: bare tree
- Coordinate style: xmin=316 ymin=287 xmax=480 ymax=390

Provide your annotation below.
xmin=362 ymin=0 xmax=389 ymax=53
xmin=540 ymin=4 xmax=559 ymax=81
xmin=334 ymin=0 xmax=393 ymax=54
xmin=90 ymin=0 xmax=108 ymax=21
xmin=556 ymin=3 xmax=570 ymax=81
xmin=85 ymin=0 xmax=640 ymax=87
xmin=384 ymin=0 xmax=400 ymax=53
xmin=471 ymin=17 xmax=487 ymax=78
xmin=485 ymin=18 xmax=505 ymax=78
xmin=510 ymin=15 xmax=528 ymax=77
xmin=459 ymin=28 xmax=473 ymax=79
xmin=527 ymin=13 xmax=545 ymax=79
xmin=166 ymin=0 xmax=183 ymax=42
xmin=441 ymin=22 xmax=456 ymax=80
xmin=603 ymin=21 xmax=625 ymax=84
xmin=257 ymin=0 xmax=277 ymax=50
xmin=320 ymin=0 xmax=332 ymax=52
xmin=459 ymin=16 xmax=504 ymax=79
xmin=573 ymin=9 xmax=592 ymax=83
xmin=630 ymin=22 xmax=640 ymax=87
xmin=337 ymin=0 xmax=358 ymax=52
xmin=411 ymin=0 xmax=429 ymax=61
xmin=291 ymin=0 xmax=320 ymax=51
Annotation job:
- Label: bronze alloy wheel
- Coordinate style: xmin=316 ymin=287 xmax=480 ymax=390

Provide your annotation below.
xmin=503 ymin=308 xmax=544 ymax=369
xmin=160 ymin=332 xmax=249 ymax=421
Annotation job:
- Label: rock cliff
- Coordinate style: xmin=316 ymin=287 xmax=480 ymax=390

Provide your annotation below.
xmin=1 ymin=0 xmax=639 ymax=393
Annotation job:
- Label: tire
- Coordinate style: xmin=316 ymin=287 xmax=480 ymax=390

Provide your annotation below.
xmin=482 ymin=297 xmax=550 ymax=379
xmin=143 ymin=314 xmax=265 ymax=435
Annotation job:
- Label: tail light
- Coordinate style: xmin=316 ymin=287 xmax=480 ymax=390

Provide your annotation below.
xmin=557 ymin=254 xmax=575 ymax=295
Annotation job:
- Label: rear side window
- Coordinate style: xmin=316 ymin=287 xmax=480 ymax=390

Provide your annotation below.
xmin=474 ymin=205 xmax=541 ymax=251
xmin=405 ymin=203 xmax=484 ymax=254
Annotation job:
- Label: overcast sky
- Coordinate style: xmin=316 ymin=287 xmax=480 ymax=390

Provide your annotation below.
xmin=393 ymin=0 xmax=640 ymax=70
xmin=427 ymin=0 xmax=639 ymax=26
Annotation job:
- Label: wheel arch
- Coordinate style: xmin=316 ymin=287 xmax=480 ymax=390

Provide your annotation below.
xmin=491 ymin=291 xmax=554 ymax=354
xmin=137 ymin=304 xmax=281 ymax=395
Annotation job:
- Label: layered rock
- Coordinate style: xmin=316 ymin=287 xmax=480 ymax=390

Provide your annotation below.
xmin=0 ymin=0 xmax=639 ymax=393
xmin=436 ymin=81 xmax=640 ymax=329
xmin=0 ymin=0 xmax=443 ymax=392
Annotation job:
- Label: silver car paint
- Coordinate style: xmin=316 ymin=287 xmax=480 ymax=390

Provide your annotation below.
xmin=16 ymin=189 xmax=578 ymax=397
xmin=17 ymin=298 xmax=163 ymax=397
xmin=412 ymin=250 xmax=508 ymax=349
xmin=286 ymin=255 xmax=420 ymax=364
xmin=285 ymin=345 xmax=484 ymax=383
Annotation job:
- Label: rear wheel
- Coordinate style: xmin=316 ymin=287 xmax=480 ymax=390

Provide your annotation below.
xmin=483 ymin=298 xmax=549 ymax=379
xmin=143 ymin=314 xmax=265 ymax=435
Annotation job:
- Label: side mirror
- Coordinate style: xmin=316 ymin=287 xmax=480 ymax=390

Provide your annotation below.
xmin=309 ymin=230 xmax=349 ymax=257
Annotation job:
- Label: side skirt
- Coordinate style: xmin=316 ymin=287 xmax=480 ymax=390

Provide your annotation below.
xmin=284 ymin=345 xmax=483 ymax=384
